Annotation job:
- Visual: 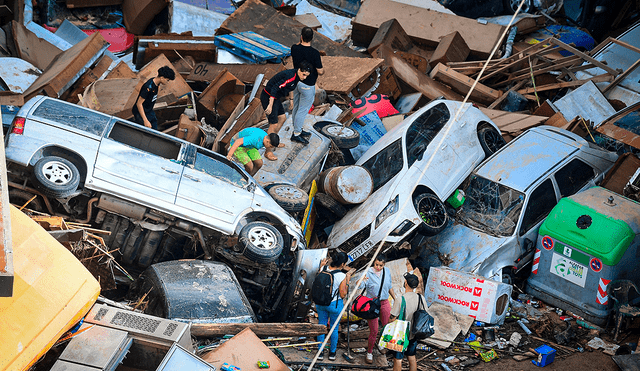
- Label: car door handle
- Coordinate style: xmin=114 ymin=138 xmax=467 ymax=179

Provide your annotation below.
xmin=441 ymin=144 xmax=448 ymax=150
xmin=162 ymin=167 xmax=179 ymax=174
xmin=184 ymin=174 xmax=201 ymax=182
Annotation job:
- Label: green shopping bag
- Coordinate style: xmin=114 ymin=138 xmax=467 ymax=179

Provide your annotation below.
xmin=378 ymin=297 xmax=411 ymax=352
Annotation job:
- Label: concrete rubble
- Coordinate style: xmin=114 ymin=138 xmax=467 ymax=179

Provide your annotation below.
xmin=1 ymin=0 xmax=640 ymax=370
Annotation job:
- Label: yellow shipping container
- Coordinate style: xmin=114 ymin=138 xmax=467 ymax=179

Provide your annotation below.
xmin=0 ymin=205 xmax=100 ymax=371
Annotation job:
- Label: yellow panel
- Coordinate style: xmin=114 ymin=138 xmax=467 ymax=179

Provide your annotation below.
xmin=0 ymin=206 xmax=100 ymax=371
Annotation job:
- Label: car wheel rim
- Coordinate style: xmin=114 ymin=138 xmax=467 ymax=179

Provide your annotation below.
xmin=248 ymin=226 xmax=277 ymax=250
xmin=274 ymin=186 xmax=304 ymax=200
xmin=42 ymin=161 xmax=72 ymax=185
xmin=326 ymin=125 xmax=355 ymax=138
xmin=510 ymin=0 xmax=530 ymax=12
xmin=483 ymin=130 xmax=505 ymax=153
xmin=417 ymin=197 xmax=447 ymax=228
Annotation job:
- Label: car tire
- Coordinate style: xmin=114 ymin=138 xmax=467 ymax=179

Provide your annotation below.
xmin=320 ymin=124 xmax=360 ymax=149
xmin=477 ymin=126 xmax=506 ymax=157
xmin=315 ymin=193 xmax=348 ymax=219
xmin=503 ymin=0 xmax=531 ymax=14
xmin=239 ymin=222 xmax=284 ymax=264
xmin=268 ymin=184 xmax=309 ymax=212
xmin=413 ymin=193 xmax=448 ymax=236
xmin=32 ymin=156 xmax=80 ymax=198
xmin=9 ymin=189 xmax=44 ymax=212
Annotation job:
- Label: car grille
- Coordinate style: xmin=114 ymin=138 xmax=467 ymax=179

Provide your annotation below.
xmin=341 ymin=224 xmax=371 ymax=252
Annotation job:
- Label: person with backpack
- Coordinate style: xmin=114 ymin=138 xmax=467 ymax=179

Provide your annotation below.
xmin=313 ymin=251 xmax=352 ymax=361
xmin=389 ymin=272 xmax=428 ymax=371
xmin=360 ymin=253 xmax=396 ymax=364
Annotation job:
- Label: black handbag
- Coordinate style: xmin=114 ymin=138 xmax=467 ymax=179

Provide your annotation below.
xmin=411 ymin=293 xmax=435 ymax=340
xmin=351 ymin=268 xmax=385 ymax=320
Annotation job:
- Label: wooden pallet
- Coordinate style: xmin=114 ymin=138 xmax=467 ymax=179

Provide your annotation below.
xmin=214 ymin=31 xmax=290 ymax=64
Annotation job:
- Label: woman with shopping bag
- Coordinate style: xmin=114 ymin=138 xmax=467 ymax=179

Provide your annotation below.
xmin=356 ymin=253 xmax=396 ymax=364
xmin=387 ymin=272 xmax=428 ymax=371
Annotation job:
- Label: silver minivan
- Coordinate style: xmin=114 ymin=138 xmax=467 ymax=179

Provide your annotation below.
xmin=5 ymin=96 xmax=324 ymax=321
xmin=414 ymin=126 xmax=618 ymax=283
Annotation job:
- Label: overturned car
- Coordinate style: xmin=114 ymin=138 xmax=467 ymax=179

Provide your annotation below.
xmin=4 ymin=96 xmax=325 ymax=321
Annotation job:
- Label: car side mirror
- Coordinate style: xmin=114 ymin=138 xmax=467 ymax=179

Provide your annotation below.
xmin=246 ymin=182 xmax=256 ymax=193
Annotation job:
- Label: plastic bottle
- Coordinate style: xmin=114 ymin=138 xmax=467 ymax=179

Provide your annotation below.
xmin=416 ymin=344 xmax=431 ymax=351
xmin=440 ymin=363 xmax=453 ymax=371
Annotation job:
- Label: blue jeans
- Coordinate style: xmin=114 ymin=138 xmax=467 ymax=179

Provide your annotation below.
xmin=316 ymin=299 xmax=343 ymax=353
xmin=291 ymin=81 xmax=315 ymax=135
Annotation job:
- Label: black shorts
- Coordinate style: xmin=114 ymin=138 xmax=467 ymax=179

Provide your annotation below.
xmin=393 ymin=338 xmax=418 ymax=359
xmin=260 ymin=90 xmax=285 ymax=125
xmin=133 ymin=109 xmax=158 ymax=130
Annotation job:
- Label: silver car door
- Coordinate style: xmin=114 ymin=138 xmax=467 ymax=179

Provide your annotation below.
xmin=92 ymin=121 xmax=184 ymax=204
xmin=175 ymin=147 xmax=253 ymax=227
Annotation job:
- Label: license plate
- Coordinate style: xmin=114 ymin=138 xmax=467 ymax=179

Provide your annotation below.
xmin=348 ymin=239 xmax=374 ymax=262
xmin=549 ymin=252 xmax=588 ymax=287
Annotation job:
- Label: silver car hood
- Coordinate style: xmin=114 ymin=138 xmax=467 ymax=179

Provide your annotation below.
xmin=426 ymin=223 xmax=510 ymax=275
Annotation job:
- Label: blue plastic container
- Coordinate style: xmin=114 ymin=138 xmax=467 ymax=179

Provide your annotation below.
xmin=531 ymin=345 xmax=556 ymax=367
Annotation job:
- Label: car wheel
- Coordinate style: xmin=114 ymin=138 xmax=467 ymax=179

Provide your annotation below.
xmin=413 ymin=193 xmax=448 ymax=236
xmin=477 ymin=126 xmax=506 ymax=157
xmin=268 ymin=184 xmax=309 ymax=212
xmin=320 ymin=124 xmax=360 ymax=149
xmin=32 ymin=156 xmax=80 ymax=198
xmin=9 ymin=189 xmax=44 ymax=212
xmin=239 ymin=222 xmax=284 ymax=264
xmin=315 ymin=193 xmax=348 ymax=220
xmin=503 ymin=0 xmax=531 ymax=13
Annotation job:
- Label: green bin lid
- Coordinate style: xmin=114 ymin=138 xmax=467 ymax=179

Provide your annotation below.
xmin=539 ymin=197 xmax=634 ymax=266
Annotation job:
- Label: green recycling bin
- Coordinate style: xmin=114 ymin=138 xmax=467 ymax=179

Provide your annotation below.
xmin=526 ymin=187 xmax=640 ymax=325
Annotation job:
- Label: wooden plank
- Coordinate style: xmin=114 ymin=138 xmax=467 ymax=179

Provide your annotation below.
xmin=488 ymin=80 xmax=527 ymax=109
xmin=351 ymin=0 xmax=505 ymax=58
xmin=517 ymin=73 xmax=613 ymax=94
xmin=602 ymin=57 xmax=640 ymax=94
xmin=429 ymin=31 xmax=470 ymax=68
xmin=606 ymin=37 xmax=640 ymax=56
xmin=24 ymin=32 xmax=109 ymax=101
xmin=480 ymin=108 xmax=547 ymax=141
xmin=549 ymin=38 xmax=621 ymax=76
xmin=106 ymin=61 xmax=136 ymax=79
xmin=429 ymin=63 xmax=501 ymax=104
xmin=494 ymin=55 xmax=583 ymax=87
xmin=0 ymin=92 xmax=24 ymax=106
xmin=372 ymin=45 xmax=462 ymax=101
xmin=11 ymin=20 xmax=62 ymax=71
xmin=188 ymin=62 xmax=283 ymax=84
xmin=217 ymin=0 xmax=363 ymax=58
xmin=191 ymin=322 xmax=328 ymax=337
xmin=313 ymin=56 xmax=384 ymax=94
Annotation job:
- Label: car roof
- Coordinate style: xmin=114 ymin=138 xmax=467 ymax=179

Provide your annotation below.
xmin=475 ymin=127 xmax=580 ymax=192
xmin=148 ymin=260 xmax=256 ymax=322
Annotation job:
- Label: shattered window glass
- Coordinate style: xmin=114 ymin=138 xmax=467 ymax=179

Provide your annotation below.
xmin=519 ymin=179 xmax=557 ymax=235
xmin=406 ymin=103 xmax=450 ymax=168
xmin=32 ymin=99 xmax=110 ymax=136
xmin=458 ymin=175 xmax=524 ymax=237
xmin=194 ymin=150 xmax=248 ymax=188
xmin=555 ymin=159 xmax=594 ymax=197
xmin=613 ymin=108 xmax=640 ymax=135
xmin=361 ymin=138 xmax=404 ymax=192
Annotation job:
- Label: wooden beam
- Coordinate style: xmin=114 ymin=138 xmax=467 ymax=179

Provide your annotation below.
xmin=190 ymin=322 xmax=328 ymax=338
xmin=607 ymin=38 xmax=640 ymax=56
xmin=602 ymin=57 xmax=640 ymax=94
xmin=549 ymin=38 xmax=621 ymax=76
xmin=429 ymin=63 xmax=501 ymax=104
xmin=495 ymin=55 xmax=583 ymax=87
xmin=517 ymin=73 xmax=613 ymax=94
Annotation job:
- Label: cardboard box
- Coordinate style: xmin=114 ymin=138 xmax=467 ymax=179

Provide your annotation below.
xmin=425 ymin=267 xmax=512 ymax=324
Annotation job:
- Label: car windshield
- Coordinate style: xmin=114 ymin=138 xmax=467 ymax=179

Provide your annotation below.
xmin=457 ymin=175 xmax=525 ymax=237
xmin=612 ymin=107 xmax=640 ymax=135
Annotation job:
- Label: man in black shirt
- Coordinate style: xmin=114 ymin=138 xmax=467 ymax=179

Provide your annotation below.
xmin=290 ymin=27 xmax=324 ymax=145
xmin=260 ymin=61 xmax=312 ymax=160
xmin=133 ymin=66 xmax=176 ymax=130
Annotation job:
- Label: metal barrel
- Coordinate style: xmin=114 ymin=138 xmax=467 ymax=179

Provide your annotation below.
xmin=318 ymin=165 xmax=373 ymax=205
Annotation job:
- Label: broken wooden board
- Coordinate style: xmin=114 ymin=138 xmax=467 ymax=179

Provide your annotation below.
xmin=188 ymin=62 xmax=284 ymax=84
xmin=24 ymin=32 xmax=109 ymax=101
xmin=105 ymin=61 xmax=137 ymax=79
xmin=133 ymin=34 xmax=218 ymax=68
xmin=81 ymin=78 xmax=139 ymax=115
xmin=372 ymin=45 xmax=462 ymax=101
xmin=122 ymin=0 xmax=170 ymax=35
xmin=197 ymin=69 xmax=245 ymax=127
xmin=367 ymin=18 xmax=413 ymax=54
xmin=301 ymin=56 xmax=383 ymax=95
xmin=479 ymin=108 xmax=547 ymax=142
xmin=601 ymin=153 xmax=640 ymax=195
xmin=62 ymin=54 xmax=113 ymax=103
xmin=137 ymin=54 xmax=193 ymax=104
xmin=429 ymin=63 xmax=501 ymax=105
xmin=429 ymin=31 xmax=470 ymax=68
xmin=200 ymin=328 xmax=289 ymax=371
xmin=217 ymin=0 xmax=363 ymax=58
xmin=351 ymin=0 xmax=505 ymax=58
xmin=11 ymin=20 xmax=62 ymax=71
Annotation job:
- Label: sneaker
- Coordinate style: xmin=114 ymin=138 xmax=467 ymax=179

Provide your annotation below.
xmin=328 ymin=352 xmax=336 ymax=361
xmin=291 ymin=133 xmax=309 ymax=144
xmin=365 ymin=352 xmax=373 ymax=364
xmin=300 ymin=130 xmax=312 ymax=138
xmin=317 ymin=349 xmax=324 ymax=361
